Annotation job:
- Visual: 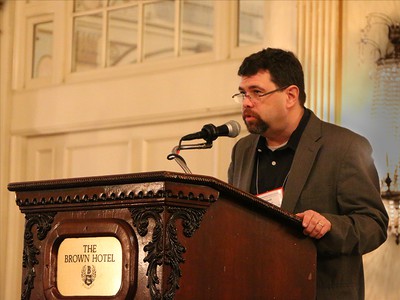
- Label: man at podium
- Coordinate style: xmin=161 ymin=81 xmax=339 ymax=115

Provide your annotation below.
xmin=228 ymin=48 xmax=388 ymax=300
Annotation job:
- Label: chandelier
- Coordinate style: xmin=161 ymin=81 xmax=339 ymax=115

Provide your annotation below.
xmin=360 ymin=13 xmax=400 ymax=244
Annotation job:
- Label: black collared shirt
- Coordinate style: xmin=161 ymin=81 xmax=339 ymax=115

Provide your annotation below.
xmin=250 ymin=108 xmax=311 ymax=195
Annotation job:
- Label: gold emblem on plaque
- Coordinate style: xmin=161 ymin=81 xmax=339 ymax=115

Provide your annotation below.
xmin=81 ymin=265 xmax=97 ymax=287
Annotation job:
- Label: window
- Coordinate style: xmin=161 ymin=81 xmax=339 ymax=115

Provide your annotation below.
xmin=16 ymin=0 xmax=269 ymax=88
xmin=71 ymin=0 xmax=215 ymax=72
xmin=24 ymin=13 xmax=57 ymax=89
xmin=32 ymin=21 xmax=54 ymax=78
xmin=237 ymin=0 xmax=264 ymax=47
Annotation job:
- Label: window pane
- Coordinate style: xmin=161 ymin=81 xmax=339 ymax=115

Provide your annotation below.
xmin=74 ymin=0 xmax=104 ymax=12
xmin=32 ymin=21 xmax=53 ymax=78
xmin=108 ymin=0 xmax=137 ymax=7
xmin=143 ymin=0 xmax=175 ymax=61
xmin=72 ymin=13 xmax=103 ymax=72
xmin=107 ymin=7 xmax=138 ymax=66
xmin=238 ymin=0 xmax=264 ymax=47
xmin=181 ymin=0 xmax=214 ymax=55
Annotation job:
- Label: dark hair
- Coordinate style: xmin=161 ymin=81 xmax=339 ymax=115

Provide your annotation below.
xmin=238 ymin=48 xmax=306 ymax=105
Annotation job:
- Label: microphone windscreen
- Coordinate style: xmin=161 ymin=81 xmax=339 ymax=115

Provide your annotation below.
xmin=226 ymin=120 xmax=241 ymax=137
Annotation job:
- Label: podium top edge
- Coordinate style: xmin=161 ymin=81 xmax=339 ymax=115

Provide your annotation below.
xmin=8 ymin=170 xmax=301 ymax=227
xmin=8 ymin=171 xmax=196 ymax=191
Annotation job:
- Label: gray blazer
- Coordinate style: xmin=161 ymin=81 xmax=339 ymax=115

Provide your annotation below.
xmin=228 ymin=111 xmax=388 ymax=299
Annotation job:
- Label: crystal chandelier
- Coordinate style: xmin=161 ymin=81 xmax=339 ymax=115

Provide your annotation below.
xmin=361 ymin=13 xmax=400 ymax=243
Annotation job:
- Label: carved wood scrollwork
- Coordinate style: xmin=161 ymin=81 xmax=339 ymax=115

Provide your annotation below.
xmin=22 ymin=212 xmax=56 ymax=300
xmin=130 ymin=206 xmax=206 ymax=300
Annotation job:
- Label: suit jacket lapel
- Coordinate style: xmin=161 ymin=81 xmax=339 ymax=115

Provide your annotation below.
xmin=281 ymin=112 xmax=323 ymax=212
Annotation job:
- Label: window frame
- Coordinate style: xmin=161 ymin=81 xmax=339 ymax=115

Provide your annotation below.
xmin=14 ymin=0 xmax=273 ymax=90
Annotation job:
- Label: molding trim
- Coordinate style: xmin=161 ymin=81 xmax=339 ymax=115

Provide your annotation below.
xmin=11 ymin=105 xmax=242 ymax=137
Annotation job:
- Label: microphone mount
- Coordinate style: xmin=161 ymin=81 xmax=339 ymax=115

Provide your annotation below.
xmin=167 ymin=140 xmax=214 ymax=174
xmin=167 ymin=120 xmax=240 ymax=174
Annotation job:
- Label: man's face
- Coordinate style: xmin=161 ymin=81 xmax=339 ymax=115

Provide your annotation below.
xmin=238 ymin=70 xmax=288 ymax=135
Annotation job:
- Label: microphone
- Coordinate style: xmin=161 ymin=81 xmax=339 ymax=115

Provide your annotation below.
xmin=181 ymin=120 xmax=241 ymax=142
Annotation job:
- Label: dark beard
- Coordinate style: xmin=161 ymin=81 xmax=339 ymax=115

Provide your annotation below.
xmin=242 ymin=111 xmax=269 ymax=134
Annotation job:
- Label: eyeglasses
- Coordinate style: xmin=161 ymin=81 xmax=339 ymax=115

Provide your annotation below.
xmin=231 ymin=86 xmax=289 ymax=104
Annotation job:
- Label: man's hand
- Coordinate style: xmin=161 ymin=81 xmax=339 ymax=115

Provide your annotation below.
xmin=296 ymin=210 xmax=332 ymax=239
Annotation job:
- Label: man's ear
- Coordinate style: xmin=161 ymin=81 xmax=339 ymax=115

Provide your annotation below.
xmin=286 ymin=85 xmax=300 ymax=107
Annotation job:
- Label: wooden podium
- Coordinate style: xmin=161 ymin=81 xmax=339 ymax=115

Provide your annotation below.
xmin=8 ymin=171 xmax=316 ymax=300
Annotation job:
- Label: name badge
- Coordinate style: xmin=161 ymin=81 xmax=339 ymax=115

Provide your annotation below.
xmin=257 ymin=187 xmax=283 ymax=207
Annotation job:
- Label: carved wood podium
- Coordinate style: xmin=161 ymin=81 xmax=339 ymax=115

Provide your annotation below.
xmin=8 ymin=171 xmax=316 ymax=300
